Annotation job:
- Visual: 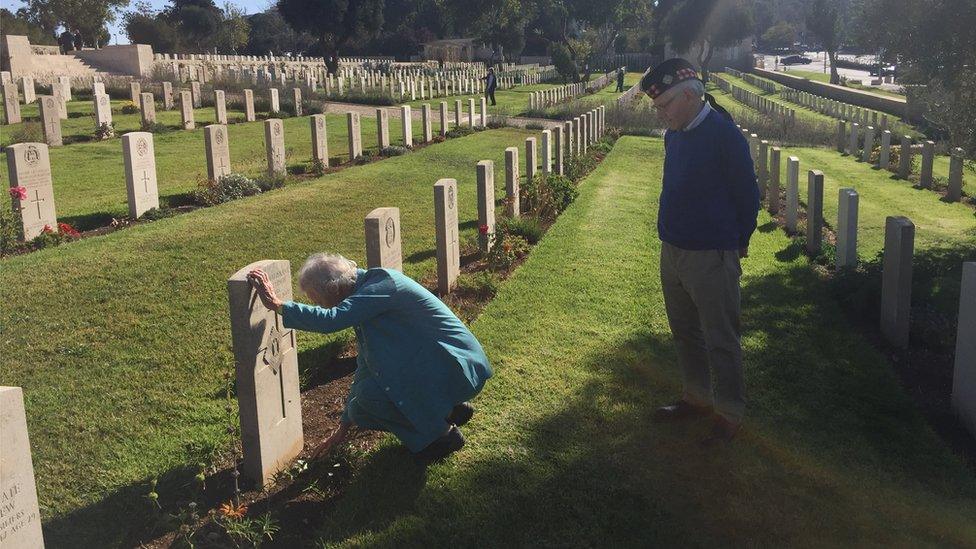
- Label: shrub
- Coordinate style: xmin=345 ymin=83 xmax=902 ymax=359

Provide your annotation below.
xmin=525 ymin=122 xmax=545 ymax=130
xmin=328 ymin=90 xmax=397 ymax=106
xmin=0 ymin=197 xmax=24 ymax=255
xmin=192 ymin=174 xmax=261 ymax=206
xmin=497 ymin=216 xmax=544 ymax=244
xmin=487 ymin=118 xmax=507 ymax=129
xmin=140 ymin=121 xmax=170 ymax=133
xmin=446 ymin=126 xmax=474 ymax=138
xmin=120 ymin=102 xmax=140 ymax=114
xmin=254 ymin=174 xmax=286 ymax=192
xmin=380 ymin=146 xmax=409 ymax=156
xmin=455 ymin=271 xmax=499 ymax=300
xmin=521 ymin=173 xmax=579 ymax=220
xmin=95 ymin=122 xmax=116 ymax=140
xmin=485 ymin=232 xmax=530 ymax=271
xmin=30 ymin=222 xmax=80 ymax=250
xmin=6 ymin=122 xmax=44 ymax=145
xmin=550 ymin=42 xmax=579 ymax=82
xmin=566 ymin=154 xmax=597 ymax=181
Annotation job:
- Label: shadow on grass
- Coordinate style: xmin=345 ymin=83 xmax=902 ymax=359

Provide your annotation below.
xmin=39 ymin=262 xmax=976 ymax=547
xmin=291 ymin=264 xmax=975 ymax=546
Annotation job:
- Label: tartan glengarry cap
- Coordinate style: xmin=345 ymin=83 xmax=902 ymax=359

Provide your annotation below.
xmin=640 ymin=58 xmax=701 ymax=99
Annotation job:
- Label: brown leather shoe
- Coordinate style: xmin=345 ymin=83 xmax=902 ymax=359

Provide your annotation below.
xmin=654 ymin=400 xmax=713 ymax=421
xmin=700 ymin=416 xmax=741 ymax=447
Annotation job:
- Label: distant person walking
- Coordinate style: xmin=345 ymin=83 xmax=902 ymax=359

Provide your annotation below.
xmin=615 ymin=67 xmax=625 ymax=92
xmin=72 ymin=29 xmax=84 ymax=51
xmin=58 ymin=29 xmax=74 ymax=54
xmin=483 ymin=66 xmax=497 ymax=106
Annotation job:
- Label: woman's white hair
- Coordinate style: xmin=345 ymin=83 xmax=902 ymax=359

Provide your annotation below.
xmin=297 ymin=253 xmax=358 ymax=299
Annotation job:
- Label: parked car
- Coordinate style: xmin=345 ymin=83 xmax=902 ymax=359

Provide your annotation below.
xmin=869 ymin=64 xmax=897 ymax=77
xmin=781 ymin=55 xmax=813 ymax=65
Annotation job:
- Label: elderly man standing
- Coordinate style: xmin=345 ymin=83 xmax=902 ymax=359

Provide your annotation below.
xmin=641 ymin=59 xmax=760 ymax=445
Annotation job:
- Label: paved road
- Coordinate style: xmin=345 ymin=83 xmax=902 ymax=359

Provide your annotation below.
xmin=757 ymin=52 xmax=903 ymax=93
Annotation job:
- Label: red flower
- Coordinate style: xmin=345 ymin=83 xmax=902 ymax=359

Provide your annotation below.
xmin=478 ymin=224 xmax=489 ymax=235
xmin=58 ymin=222 xmax=80 ymax=238
xmin=42 ymin=224 xmax=54 ymax=234
xmin=8 ymin=186 xmax=27 ymax=201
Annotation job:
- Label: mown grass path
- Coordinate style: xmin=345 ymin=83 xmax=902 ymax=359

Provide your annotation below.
xmin=306 ymin=136 xmax=976 ymax=546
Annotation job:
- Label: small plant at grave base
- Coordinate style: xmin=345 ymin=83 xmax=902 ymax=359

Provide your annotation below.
xmin=308 ymin=159 xmax=328 ymax=176
xmin=120 ymin=102 xmax=140 ymax=114
xmin=192 ymin=174 xmax=261 ymax=206
xmin=380 ymin=145 xmax=409 ymax=156
xmin=217 ymin=510 xmax=280 ymax=548
xmin=1 ymin=188 xmax=26 ymax=255
xmin=455 ymin=270 xmax=500 ymax=301
xmin=497 ymin=216 xmax=544 ymax=244
xmin=29 ymin=222 xmax=80 ymax=250
xmin=140 ymin=207 xmax=176 ymax=221
xmin=486 ymin=231 xmax=530 ymax=271
xmin=431 ymin=135 xmax=446 ymax=144
xmin=521 ymin=173 xmax=579 ymax=221
xmin=445 ymin=126 xmax=474 ymax=138
xmin=94 ymin=122 xmax=116 ymax=140
xmin=486 ymin=119 xmax=507 ymax=129
xmin=566 ymin=154 xmax=597 ymax=182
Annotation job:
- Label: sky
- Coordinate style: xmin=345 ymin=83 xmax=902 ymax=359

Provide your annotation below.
xmin=1 ymin=0 xmax=273 ymax=45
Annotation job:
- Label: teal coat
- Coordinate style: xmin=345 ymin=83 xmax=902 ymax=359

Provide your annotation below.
xmin=282 ymin=268 xmax=492 ymax=438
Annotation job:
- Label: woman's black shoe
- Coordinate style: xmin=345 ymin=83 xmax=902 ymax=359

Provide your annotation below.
xmin=413 ymin=426 xmax=465 ymax=465
xmin=447 ymin=402 xmax=475 ymax=426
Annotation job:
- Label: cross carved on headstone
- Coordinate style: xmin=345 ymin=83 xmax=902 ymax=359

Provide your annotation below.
xmin=29 ymin=189 xmax=44 ymax=218
xmin=142 ymin=170 xmax=151 ymax=193
xmin=258 ymin=312 xmax=295 ymax=420
xmin=218 ymin=156 xmax=228 ymax=175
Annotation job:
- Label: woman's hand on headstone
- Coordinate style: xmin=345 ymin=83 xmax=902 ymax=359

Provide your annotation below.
xmin=247 ymin=269 xmax=282 ymax=311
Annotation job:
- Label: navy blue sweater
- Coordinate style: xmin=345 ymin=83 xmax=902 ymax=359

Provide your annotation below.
xmin=659 ymin=109 xmax=760 ymax=250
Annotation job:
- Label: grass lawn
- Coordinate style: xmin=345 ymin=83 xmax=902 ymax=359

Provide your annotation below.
xmin=1 ymin=109 xmax=434 ymax=230
xmin=302 ymin=136 xmax=976 ymax=545
xmin=0 ymin=126 xmax=538 ymax=546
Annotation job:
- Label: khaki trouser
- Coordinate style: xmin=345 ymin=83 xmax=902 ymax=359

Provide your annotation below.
xmin=660 ymin=242 xmax=745 ymax=423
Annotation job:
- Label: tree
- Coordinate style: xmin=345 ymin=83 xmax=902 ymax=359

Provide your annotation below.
xmin=761 ymin=20 xmax=795 ymax=49
xmin=276 ymin=0 xmax=385 ymax=74
xmin=0 ymin=8 xmax=58 ymax=45
xmin=20 ymin=0 xmax=130 ymax=47
xmin=213 ymin=2 xmax=250 ymax=54
xmin=665 ymin=0 xmax=754 ymax=82
xmin=243 ymin=8 xmax=315 ymax=56
xmin=855 ymin=0 xmax=976 ymax=155
xmin=806 ymin=0 xmax=841 ymax=84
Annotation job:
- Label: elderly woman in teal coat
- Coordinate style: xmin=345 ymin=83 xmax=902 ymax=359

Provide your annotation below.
xmin=247 ymin=253 xmax=492 ymax=464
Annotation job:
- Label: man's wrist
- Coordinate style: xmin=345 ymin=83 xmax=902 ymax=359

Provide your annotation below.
xmin=274 ymin=300 xmax=285 ymax=314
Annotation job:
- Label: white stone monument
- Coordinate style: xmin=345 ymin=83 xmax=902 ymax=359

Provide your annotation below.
xmin=121 ymin=132 xmax=160 ymax=218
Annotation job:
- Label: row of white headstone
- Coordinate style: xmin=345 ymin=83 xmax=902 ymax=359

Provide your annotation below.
xmin=835 ymin=120 xmax=967 ymax=202
xmin=711 ymin=74 xmax=797 ymax=126
xmin=743 ymin=123 xmax=976 ymax=440
xmin=781 ymin=86 xmax=891 ymax=130
xmin=227 ymin=104 xmax=607 ymax=488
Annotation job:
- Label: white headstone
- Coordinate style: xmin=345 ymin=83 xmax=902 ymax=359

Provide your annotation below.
xmin=269 ymin=88 xmax=280 ymax=113
xmin=836 ymin=188 xmax=859 ymax=269
xmin=376 ymin=108 xmax=390 ymax=149
xmin=140 ymin=92 xmax=156 ymax=125
xmin=434 ymin=178 xmax=460 ymax=294
xmin=880 ymin=216 xmax=914 ymax=348
xmin=180 ymin=91 xmax=195 ymax=130
xmin=227 ymin=260 xmax=304 ymax=487
xmin=785 ymin=156 xmax=799 ymax=233
xmin=121 ymin=132 xmax=160 ymax=218
xmin=264 ymin=119 xmax=286 ymax=176
xmin=476 ymin=160 xmax=495 ymax=252
xmin=311 ymin=114 xmax=328 ymax=166
xmin=364 ymin=207 xmax=402 ymax=271
xmin=347 ymin=112 xmax=362 ymax=160
xmin=93 ymin=93 xmax=112 ymax=130
xmin=952 ymin=262 xmax=976 ymax=436
xmin=505 ymin=146 xmax=519 ymax=217
xmin=6 ymin=143 xmax=57 ymax=240
xmin=401 ymin=105 xmax=413 ymax=147
xmin=244 ymin=89 xmax=256 ymax=122
xmin=422 ymin=103 xmax=432 ymax=143
xmin=204 ymin=124 xmax=232 ymax=181
xmin=38 ymin=96 xmax=62 ymax=147
xmin=2 ymin=82 xmax=21 ymax=124
xmin=214 ymin=90 xmax=227 ymax=124
xmin=0 ymin=386 xmax=45 ymax=548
